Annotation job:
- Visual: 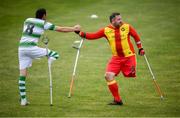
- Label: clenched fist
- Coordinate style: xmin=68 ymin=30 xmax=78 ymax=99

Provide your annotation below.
xmin=74 ymin=24 xmax=81 ymax=31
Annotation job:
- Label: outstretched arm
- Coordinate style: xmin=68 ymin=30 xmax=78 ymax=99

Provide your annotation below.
xmin=55 ymin=24 xmax=81 ymax=32
xmin=44 ymin=21 xmax=80 ymax=32
xmin=76 ymin=28 xmax=106 ymax=40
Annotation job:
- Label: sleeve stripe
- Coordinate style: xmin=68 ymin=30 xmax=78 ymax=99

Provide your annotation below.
xmin=136 ymin=41 xmax=141 ymax=44
xmin=48 ymin=25 xmax=55 ymax=30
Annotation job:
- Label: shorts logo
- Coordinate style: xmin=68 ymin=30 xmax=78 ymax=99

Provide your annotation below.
xmin=131 ymin=66 xmax=135 ymax=74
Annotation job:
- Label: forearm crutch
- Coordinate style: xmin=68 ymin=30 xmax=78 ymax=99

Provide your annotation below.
xmin=68 ymin=38 xmax=84 ymax=98
xmin=144 ymin=54 xmax=164 ymax=100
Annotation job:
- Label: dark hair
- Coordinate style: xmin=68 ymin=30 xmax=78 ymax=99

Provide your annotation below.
xmin=109 ymin=12 xmax=120 ymax=23
xmin=35 ymin=8 xmax=46 ymax=19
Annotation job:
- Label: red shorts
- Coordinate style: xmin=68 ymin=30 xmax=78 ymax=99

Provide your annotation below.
xmin=106 ymin=55 xmax=136 ymax=77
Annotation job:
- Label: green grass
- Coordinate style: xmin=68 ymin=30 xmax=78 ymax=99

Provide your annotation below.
xmin=0 ymin=0 xmax=180 ymax=117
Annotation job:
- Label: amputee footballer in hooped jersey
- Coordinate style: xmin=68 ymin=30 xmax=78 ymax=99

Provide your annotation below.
xmin=77 ymin=13 xmax=145 ymax=105
xmin=18 ymin=8 xmax=81 ymax=106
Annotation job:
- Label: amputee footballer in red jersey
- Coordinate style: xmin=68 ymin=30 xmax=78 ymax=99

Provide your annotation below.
xmin=76 ymin=13 xmax=145 ymax=105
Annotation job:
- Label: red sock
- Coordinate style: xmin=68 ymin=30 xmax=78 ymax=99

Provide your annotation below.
xmin=107 ymin=80 xmax=121 ymax=102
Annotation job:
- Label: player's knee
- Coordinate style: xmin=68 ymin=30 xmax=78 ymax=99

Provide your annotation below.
xmin=105 ymin=72 xmax=115 ymax=81
xmin=20 ymin=69 xmax=27 ymax=77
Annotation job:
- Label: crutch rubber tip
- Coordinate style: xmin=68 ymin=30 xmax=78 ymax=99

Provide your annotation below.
xmin=50 ymin=104 xmax=53 ymax=106
xmin=160 ymin=96 xmax=164 ymax=100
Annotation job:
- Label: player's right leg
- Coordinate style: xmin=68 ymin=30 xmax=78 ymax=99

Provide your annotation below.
xmin=30 ymin=47 xmax=59 ymax=63
xmin=105 ymin=72 xmax=123 ymax=105
xmin=47 ymin=50 xmax=59 ymax=64
xmin=105 ymin=56 xmax=123 ymax=105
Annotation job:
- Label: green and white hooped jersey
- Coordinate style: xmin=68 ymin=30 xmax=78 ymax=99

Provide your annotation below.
xmin=19 ymin=18 xmax=56 ymax=47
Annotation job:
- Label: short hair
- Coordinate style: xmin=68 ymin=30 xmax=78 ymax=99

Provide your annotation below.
xmin=35 ymin=8 xmax=46 ymax=19
xmin=109 ymin=12 xmax=120 ymax=23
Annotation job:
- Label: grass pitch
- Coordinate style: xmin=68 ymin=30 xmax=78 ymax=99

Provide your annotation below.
xmin=0 ymin=0 xmax=180 ymax=117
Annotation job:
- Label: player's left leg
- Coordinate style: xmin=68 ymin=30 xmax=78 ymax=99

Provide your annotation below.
xmin=19 ymin=69 xmax=30 ymax=106
xmin=122 ymin=55 xmax=137 ymax=78
xmin=18 ymin=48 xmax=33 ymax=106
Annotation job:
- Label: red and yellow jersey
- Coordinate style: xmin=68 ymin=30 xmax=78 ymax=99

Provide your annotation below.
xmin=80 ymin=23 xmax=142 ymax=57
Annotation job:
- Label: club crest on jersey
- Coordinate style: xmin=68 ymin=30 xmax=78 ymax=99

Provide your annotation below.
xmin=121 ymin=28 xmax=125 ymax=31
